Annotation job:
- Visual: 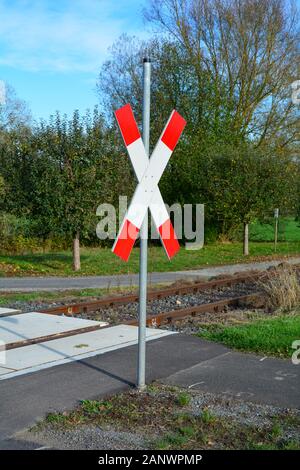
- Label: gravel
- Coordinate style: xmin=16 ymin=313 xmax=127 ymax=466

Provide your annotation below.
xmin=189 ymin=390 xmax=300 ymax=442
xmin=160 ymin=307 xmax=269 ymax=334
xmin=21 ymin=425 xmax=147 ymax=450
xmin=20 ymin=388 xmax=300 ymax=450
xmin=78 ymin=283 xmax=259 ymax=324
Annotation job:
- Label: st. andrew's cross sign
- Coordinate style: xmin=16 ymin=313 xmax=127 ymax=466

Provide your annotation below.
xmin=111 ymin=59 xmax=186 ymax=390
xmin=112 ymin=103 xmax=186 ymax=261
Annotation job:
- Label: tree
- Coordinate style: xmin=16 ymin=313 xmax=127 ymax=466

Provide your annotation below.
xmin=202 ymin=143 xmax=297 ymax=254
xmin=0 ymin=83 xmax=31 ymax=133
xmin=30 ymin=108 xmax=134 ymax=270
xmin=0 ymin=83 xmax=33 ymax=222
xmin=97 ymin=1 xmax=299 ymax=250
xmin=31 ymin=109 xmax=105 ymax=269
xmin=0 ymin=174 xmax=4 ymax=197
xmin=145 ymin=0 xmax=300 ymax=148
xmin=0 ymin=125 xmax=34 ymax=217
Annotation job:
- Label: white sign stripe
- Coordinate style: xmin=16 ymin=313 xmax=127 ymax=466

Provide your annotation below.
xmin=125 ymin=140 xmax=171 ymax=229
xmin=127 ymin=139 xmax=169 ymax=227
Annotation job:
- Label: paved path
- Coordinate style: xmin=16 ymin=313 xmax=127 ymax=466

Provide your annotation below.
xmin=0 ymin=257 xmax=299 ymax=292
xmin=0 ymin=334 xmax=298 ymax=449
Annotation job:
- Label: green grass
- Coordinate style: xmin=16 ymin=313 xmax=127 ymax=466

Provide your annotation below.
xmin=0 ymin=240 xmax=299 ymax=277
xmin=198 ymin=314 xmax=300 ymax=358
xmin=0 ymin=287 xmax=137 ymax=306
xmin=176 ymin=391 xmax=191 ymax=407
xmin=250 ymin=217 xmax=300 ymax=242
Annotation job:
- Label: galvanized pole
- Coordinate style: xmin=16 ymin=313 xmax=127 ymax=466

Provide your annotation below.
xmin=137 ymin=58 xmax=151 ymax=390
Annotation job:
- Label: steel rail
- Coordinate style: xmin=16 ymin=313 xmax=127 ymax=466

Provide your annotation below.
xmin=126 ymin=293 xmax=263 ymax=327
xmin=39 ymin=272 xmax=262 ymax=316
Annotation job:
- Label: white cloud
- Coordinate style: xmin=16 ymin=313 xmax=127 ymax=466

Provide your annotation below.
xmin=0 ymin=0 xmax=146 ymax=72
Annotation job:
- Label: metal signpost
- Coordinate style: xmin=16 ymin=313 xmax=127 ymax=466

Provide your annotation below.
xmin=112 ymin=59 xmax=186 ymax=389
xmin=138 ymin=58 xmax=151 ymax=390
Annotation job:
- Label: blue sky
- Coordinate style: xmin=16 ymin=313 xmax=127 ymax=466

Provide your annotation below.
xmin=0 ymin=0 xmax=148 ymax=121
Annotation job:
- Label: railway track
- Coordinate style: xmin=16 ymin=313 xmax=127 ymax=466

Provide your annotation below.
xmin=126 ymin=293 xmax=263 ymax=327
xmin=40 ymin=271 xmax=263 ymax=317
xmin=35 ymin=271 xmax=265 ymax=330
xmin=9 ymin=266 xmax=297 ymax=350
xmin=3 ymin=291 xmax=262 ymax=351
xmin=2 ymin=264 xmax=299 ymax=351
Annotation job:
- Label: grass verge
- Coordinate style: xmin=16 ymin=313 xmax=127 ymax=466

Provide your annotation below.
xmin=0 ymin=241 xmax=299 ymax=277
xmin=198 ymin=314 xmax=300 ymax=358
xmin=0 ymin=286 xmax=137 ymax=306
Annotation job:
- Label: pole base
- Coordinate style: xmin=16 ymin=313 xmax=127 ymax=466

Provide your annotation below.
xmin=136 ymin=383 xmax=147 ymax=391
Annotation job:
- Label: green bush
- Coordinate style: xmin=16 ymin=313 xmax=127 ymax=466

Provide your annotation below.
xmin=0 ymin=213 xmax=67 ymax=254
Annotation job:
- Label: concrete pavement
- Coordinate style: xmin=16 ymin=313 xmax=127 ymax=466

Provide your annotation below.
xmin=0 ymin=257 xmax=300 ymax=292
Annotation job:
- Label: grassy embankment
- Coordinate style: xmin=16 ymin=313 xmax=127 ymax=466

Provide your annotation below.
xmin=0 ymin=240 xmax=299 ymax=277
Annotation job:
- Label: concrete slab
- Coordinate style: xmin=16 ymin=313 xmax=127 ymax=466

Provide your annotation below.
xmin=0 ymin=307 xmax=21 ymax=317
xmin=0 ymin=325 xmax=175 ymax=380
xmin=0 ymin=312 xmax=106 ymax=346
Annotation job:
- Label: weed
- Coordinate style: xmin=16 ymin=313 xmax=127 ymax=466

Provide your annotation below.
xmin=270 ymin=422 xmax=282 ymax=439
xmin=176 ymin=392 xmax=191 ymax=407
xmin=154 ymin=432 xmax=189 ymax=449
xmin=200 ymin=409 xmax=215 ymax=424
xmin=45 ymin=413 xmax=67 ymax=425
xmin=80 ymin=399 xmax=112 ymax=415
xmin=257 ymin=265 xmax=300 ymax=311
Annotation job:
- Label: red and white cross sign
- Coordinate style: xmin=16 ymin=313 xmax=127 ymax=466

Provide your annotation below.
xmin=112 ymin=104 xmax=186 ymax=262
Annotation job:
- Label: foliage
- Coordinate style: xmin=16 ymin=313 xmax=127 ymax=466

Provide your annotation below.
xmin=0 ymin=174 xmax=4 ymax=197
xmin=199 ymin=314 xmax=300 ymax=358
xmin=0 ymin=0 xmax=299 ymax=265
xmin=97 ymin=0 xmax=299 ymax=242
xmin=0 ymin=107 xmax=134 ymax=251
xmin=249 ymin=217 xmax=300 ymax=242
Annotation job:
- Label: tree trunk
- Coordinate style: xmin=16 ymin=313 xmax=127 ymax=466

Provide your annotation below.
xmin=243 ymin=222 xmax=249 ymax=256
xmin=73 ymin=231 xmax=81 ymax=271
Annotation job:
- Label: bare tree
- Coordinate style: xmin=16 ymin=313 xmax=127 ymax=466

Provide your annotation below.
xmin=0 ymin=83 xmax=31 ymax=133
xmin=145 ymin=0 xmax=300 ymax=148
